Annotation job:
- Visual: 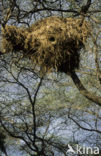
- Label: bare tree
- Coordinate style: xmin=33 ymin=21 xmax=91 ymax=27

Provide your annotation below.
xmin=0 ymin=0 xmax=101 ymax=155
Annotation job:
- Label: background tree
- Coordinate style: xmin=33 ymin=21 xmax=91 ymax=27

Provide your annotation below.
xmin=0 ymin=0 xmax=101 ymax=156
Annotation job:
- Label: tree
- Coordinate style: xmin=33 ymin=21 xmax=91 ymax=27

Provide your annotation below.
xmin=0 ymin=0 xmax=101 ymax=156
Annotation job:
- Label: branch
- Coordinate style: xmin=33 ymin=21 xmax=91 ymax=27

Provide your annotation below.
xmin=68 ymin=115 xmax=101 ymax=134
xmin=0 ymin=118 xmax=35 ymax=151
xmin=80 ymin=0 xmax=92 ymax=14
xmin=70 ymin=71 xmax=101 ymax=106
xmin=21 ymin=8 xmax=78 ymax=19
xmin=32 ymin=77 xmax=43 ymax=144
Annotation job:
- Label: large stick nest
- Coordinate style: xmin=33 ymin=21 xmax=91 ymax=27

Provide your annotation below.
xmin=2 ymin=16 xmax=91 ymax=73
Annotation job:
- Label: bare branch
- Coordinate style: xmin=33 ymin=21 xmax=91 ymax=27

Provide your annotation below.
xmin=70 ymin=71 xmax=101 ymax=106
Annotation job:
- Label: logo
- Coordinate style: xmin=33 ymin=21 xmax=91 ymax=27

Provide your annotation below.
xmin=67 ymin=144 xmax=75 ymax=153
xmin=67 ymin=144 xmax=99 ymax=155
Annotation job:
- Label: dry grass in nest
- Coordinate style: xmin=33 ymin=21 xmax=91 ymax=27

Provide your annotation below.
xmin=2 ymin=16 xmax=91 ymax=74
xmin=2 ymin=25 xmax=27 ymax=53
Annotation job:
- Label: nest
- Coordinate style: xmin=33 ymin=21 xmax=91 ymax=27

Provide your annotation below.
xmin=2 ymin=16 xmax=91 ymax=74
xmin=2 ymin=25 xmax=27 ymax=52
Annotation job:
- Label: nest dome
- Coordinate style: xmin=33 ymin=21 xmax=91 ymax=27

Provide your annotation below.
xmin=2 ymin=16 xmax=91 ymax=73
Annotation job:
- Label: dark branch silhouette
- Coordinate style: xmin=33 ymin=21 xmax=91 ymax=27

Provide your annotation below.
xmin=81 ymin=0 xmax=92 ymax=14
xmin=70 ymin=71 xmax=101 ymax=106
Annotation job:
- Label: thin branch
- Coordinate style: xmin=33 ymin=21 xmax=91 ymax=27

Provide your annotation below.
xmin=68 ymin=114 xmax=101 ymax=134
xmin=0 ymin=118 xmax=35 ymax=151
